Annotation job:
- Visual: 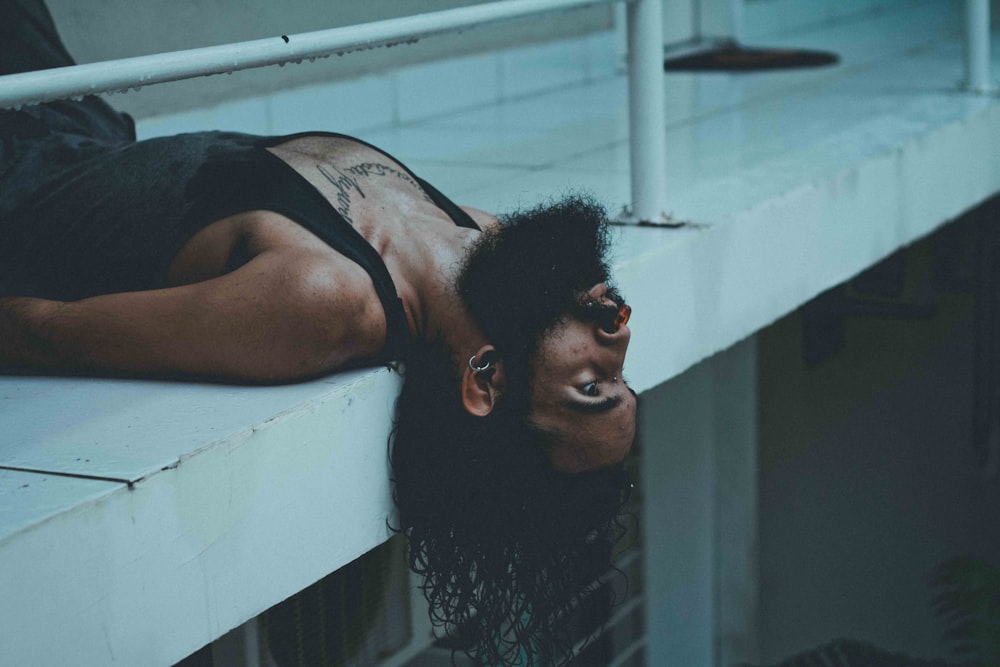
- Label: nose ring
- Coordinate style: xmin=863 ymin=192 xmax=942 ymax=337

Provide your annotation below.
xmin=610 ymin=303 xmax=631 ymax=333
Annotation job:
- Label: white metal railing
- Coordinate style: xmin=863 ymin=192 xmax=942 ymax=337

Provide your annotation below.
xmin=0 ymin=0 xmax=671 ymax=224
xmin=964 ymin=0 xmax=994 ymax=93
xmin=624 ymin=0 xmax=669 ymax=225
xmin=0 ymin=0 xmax=614 ymax=107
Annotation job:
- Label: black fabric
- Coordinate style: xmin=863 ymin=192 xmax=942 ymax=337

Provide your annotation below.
xmin=0 ymin=0 xmax=75 ymax=74
xmin=0 ymin=130 xmax=260 ymax=299
xmin=0 ymin=0 xmax=136 ymax=140
xmin=0 ymin=130 xmax=474 ymax=362
xmin=0 ymin=1 xmax=478 ymax=362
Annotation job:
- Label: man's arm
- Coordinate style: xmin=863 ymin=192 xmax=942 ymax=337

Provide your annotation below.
xmin=0 ymin=249 xmax=385 ymax=382
xmin=0 ymin=296 xmax=68 ymax=370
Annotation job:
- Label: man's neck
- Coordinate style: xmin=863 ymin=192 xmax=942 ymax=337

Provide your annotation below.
xmin=405 ymin=229 xmax=489 ymax=374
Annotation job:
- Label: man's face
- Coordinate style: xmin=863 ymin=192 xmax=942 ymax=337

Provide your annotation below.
xmin=458 ymin=196 xmax=637 ymax=472
xmin=529 ymin=283 xmax=637 ymax=473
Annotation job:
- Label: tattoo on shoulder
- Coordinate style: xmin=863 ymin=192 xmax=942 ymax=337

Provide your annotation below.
xmin=315 ymin=160 xmax=434 ymax=224
xmin=343 ymin=162 xmax=433 ymax=203
xmin=316 ymin=163 xmax=365 ymax=225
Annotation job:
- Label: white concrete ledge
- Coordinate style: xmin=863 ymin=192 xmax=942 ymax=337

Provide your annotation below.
xmin=1 ymin=3 xmax=998 ymax=664
xmin=1 ymin=369 xmax=402 ymax=665
xmin=619 ymin=97 xmax=1000 ymax=393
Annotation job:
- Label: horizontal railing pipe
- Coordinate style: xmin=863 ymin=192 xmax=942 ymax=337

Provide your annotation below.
xmin=0 ymin=0 xmax=618 ymax=109
xmin=0 ymin=0 xmax=668 ymax=226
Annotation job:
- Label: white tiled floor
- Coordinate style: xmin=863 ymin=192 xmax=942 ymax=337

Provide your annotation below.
xmin=135 ymin=0 xmax=985 ymax=220
xmin=412 ymin=1 xmax=988 ymax=220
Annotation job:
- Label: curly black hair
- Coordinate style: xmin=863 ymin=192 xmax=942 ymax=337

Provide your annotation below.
xmin=390 ymin=196 xmax=634 ymax=665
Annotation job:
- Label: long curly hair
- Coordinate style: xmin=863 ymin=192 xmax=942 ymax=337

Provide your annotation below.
xmin=390 ymin=196 xmax=634 ymax=665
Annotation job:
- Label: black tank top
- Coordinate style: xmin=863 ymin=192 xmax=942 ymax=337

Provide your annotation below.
xmin=0 ymin=130 xmax=479 ymax=361
xmin=2 ymin=3 xmax=475 ymax=361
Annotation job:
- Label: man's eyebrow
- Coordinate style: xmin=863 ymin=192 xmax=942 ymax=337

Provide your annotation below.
xmin=567 ymin=394 xmax=624 ymax=415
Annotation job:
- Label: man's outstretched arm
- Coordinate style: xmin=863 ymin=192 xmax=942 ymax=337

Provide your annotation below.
xmin=0 ymin=296 xmax=67 ymax=371
xmin=0 ymin=249 xmax=383 ymax=382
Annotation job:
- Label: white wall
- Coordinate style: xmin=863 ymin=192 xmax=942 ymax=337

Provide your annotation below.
xmin=641 ymin=335 xmax=760 ymax=667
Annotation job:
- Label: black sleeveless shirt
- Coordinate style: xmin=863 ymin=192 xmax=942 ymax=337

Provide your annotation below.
xmin=0 ymin=128 xmax=479 ymax=361
xmin=1 ymin=1 xmax=480 ymax=360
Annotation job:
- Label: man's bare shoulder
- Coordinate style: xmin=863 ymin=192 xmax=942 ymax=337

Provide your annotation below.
xmin=461 ymin=206 xmax=500 ymax=231
xmin=246 ymin=247 xmax=389 ymax=372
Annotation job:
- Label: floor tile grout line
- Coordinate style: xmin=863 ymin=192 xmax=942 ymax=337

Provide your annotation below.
xmin=1 ymin=465 xmax=134 ymax=488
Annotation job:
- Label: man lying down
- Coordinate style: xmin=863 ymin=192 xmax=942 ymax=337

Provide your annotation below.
xmin=0 ymin=1 xmax=637 ymax=664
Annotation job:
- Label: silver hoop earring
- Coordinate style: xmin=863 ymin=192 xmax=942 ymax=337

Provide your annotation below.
xmin=468 ymin=354 xmax=492 ymax=373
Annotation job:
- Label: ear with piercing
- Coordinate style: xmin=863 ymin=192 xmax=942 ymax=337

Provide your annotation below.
xmin=468 ymin=353 xmax=493 ymax=373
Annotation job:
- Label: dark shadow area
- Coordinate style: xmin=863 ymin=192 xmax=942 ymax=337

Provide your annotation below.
xmin=664 ymin=41 xmax=839 ymax=72
xmin=756 ymin=193 xmax=1000 ymax=667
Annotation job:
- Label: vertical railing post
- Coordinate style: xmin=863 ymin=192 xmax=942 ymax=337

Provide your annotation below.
xmin=242 ymin=617 xmax=262 ymax=667
xmin=728 ymin=0 xmax=745 ymax=44
xmin=626 ymin=0 xmax=670 ymax=225
xmin=964 ymin=0 xmax=994 ymax=93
